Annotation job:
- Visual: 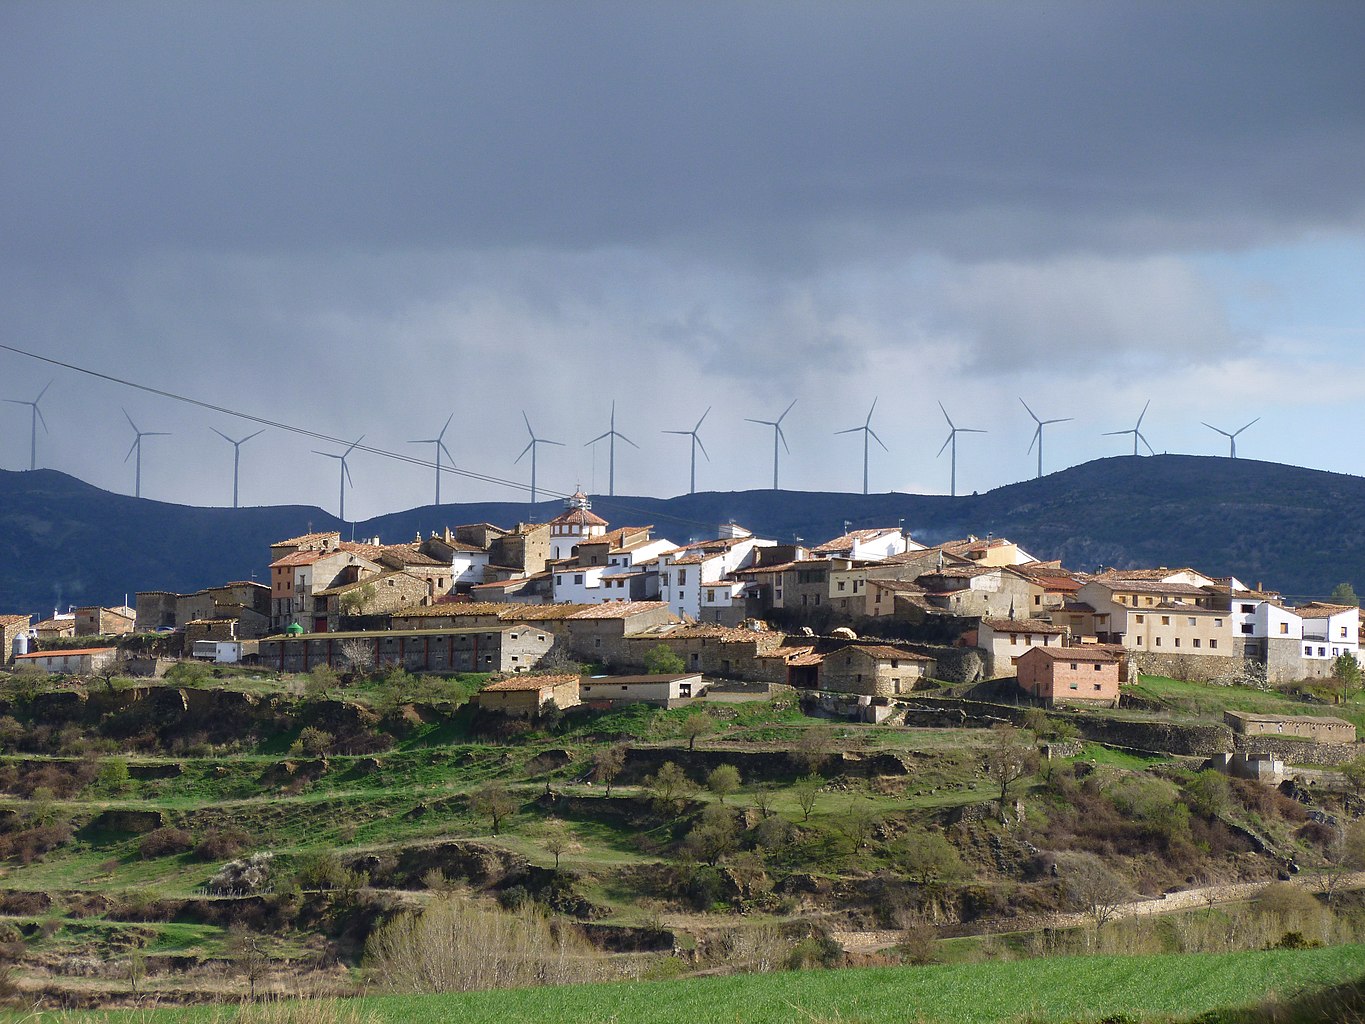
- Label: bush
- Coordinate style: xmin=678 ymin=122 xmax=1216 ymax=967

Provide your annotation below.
xmin=643 ymin=644 xmax=686 ymax=675
xmin=138 ymin=826 xmax=194 ymax=859
xmin=290 ymin=727 xmax=334 ymax=757
xmin=194 ymin=827 xmax=251 ymax=861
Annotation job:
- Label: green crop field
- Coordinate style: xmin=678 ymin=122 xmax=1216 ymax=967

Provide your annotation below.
xmin=19 ymin=945 xmax=1365 ymax=1024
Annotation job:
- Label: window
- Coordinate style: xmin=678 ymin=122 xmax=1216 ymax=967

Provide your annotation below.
xmin=1333 ymin=647 xmax=1340 ymax=656
xmin=1094 ymin=683 xmax=1102 ymax=691
xmin=1342 ymin=627 xmax=1349 ymax=638
xmin=1034 ymin=595 xmax=1041 ymax=605
xmin=1193 ymin=638 xmax=1201 ymax=648
xmin=837 ymin=581 xmax=845 ymax=592
xmin=1187 ymin=617 xmax=1196 ymax=627
xmin=1010 ymin=634 xmax=1018 ymax=645
xmin=1070 ymin=662 xmax=1078 ymax=670
xmin=1146 ymin=597 xmax=1155 ymax=606
xmin=1241 ymin=604 xmax=1255 ymax=613
xmin=555 ymin=576 xmax=562 ymax=586
xmin=1280 ymin=622 xmax=1289 ymax=635
xmin=1305 ymin=645 xmax=1313 ymax=656
xmin=1161 ymin=616 xmax=1170 ymax=626
xmin=1214 ymin=618 xmax=1223 ymax=627
xmin=574 ymin=574 xmax=584 ymax=584
xmin=1174 ymin=638 xmax=1181 ymax=647
xmin=1155 ymin=637 xmax=1162 ymax=647
xmin=1093 ymin=663 xmax=1102 ymax=671
xmin=1136 ymin=614 xmax=1145 ymax=624
xmin=1319 ymin=647 xmax=1327 ymax=657
xmin=1136 ymin=636 xmax=1144 ymax=645
xmin=1241 ymin=624 xmax=1254 ymax=635
xmin=678 ymin=569 xmax=687 ymax=585
xmin=1210 ymin=639 xmax=1218 ymax=649
xmin=1069 ymin=682 xmax=1079 ymax=690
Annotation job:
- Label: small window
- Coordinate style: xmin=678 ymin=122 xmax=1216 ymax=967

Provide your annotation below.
xmin=1135 ymin=614 xmax=1144 ymax=624
xmin=1093 ymin=663 xmax=1102 ymax=671
xmin=1069 ymin=682 xmax=1078 ymax=690
xmin=1210 ymin=639 xmax=1218 ymax=649
xmin=1305 ymin=646 xmax=1313 ymax=656
xmin=1174 ymin=638 xmax=1181 ymax=648
xmin=1161 ymin=616 xmax=1170 ymax=626
xmin=1155 ymin=637 xmax=1162 ymax=647
xmin=1187 ymin=617 xmax=1196 ymax=627
xmin=1214 ymin=618 xmax=1223 ymax=627
xmin=1280 ymin=622 xmax=1289 ymax=635
xmin=1094 ymin=683 xmax=1102 ymax=691
xmin=1193 ymin=638 xmax=1201 ymax=648
xmin=1069 ymin=662 xmax=1078 ymax=670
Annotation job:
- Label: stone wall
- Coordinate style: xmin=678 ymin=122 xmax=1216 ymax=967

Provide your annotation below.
xmin=1128 ymin=651 xmax=1247 ymax=685
xmin=617 ymin=745 xmax=911 ymax=785
xmin=134 ymin=593 xmax=178 ymax=632
xmin=1231 ymin=734 xmax=1360 ymax=766
xmin=1266 ymin=636 xmax=1345 ymax=684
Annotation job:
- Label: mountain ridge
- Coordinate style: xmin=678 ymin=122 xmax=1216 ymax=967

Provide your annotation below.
xmin=2 ymin=455 xmax=1362 ymax=617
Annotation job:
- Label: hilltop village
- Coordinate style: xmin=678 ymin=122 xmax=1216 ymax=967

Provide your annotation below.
xmin=5 ymin=490 xmax=1361 ymax=734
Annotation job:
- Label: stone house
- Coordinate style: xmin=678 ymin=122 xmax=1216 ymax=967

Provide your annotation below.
xmin=618 ymin=624 xmax=817 ymax=685
xmin=658 ymin=526 xmax=776 ymax=621
xmin=489 ymin=523 xmax=552 ymax=575
xmin=809 ymin=527 xmax=915 ymax=562
xmin=976 ymin=617 xmax=1069 ymax=677
xmin=476 ymin=674 xmax=581 ymax=717
xmin=31 ymin=614 xmax=75 ymax=641
xmin=819 ymin=644 xmax=934 ymax=696
xmin=13 ymin=646 xmax=119 ymax=675
xmin=74 ymin=605 xmax=136 ymax=637
xmin=0 ymin=615 xmax=32 ymax=666
xmin=557 ymin=602 xmax=680 ymax=663
xmin=257 ymin=623 xmax=556 ymax=675
xmin=269 ymin=545 xmax=384 ymax=632
xmin=579 ymin=672 xmax=705 ymax=706
xmin=1224 ymin=710 xmax=1356 ymax=745
xmin=312 ymin=569 xmax=435 ymax=630
xmin=916 ymin=565 xmax=1039 ymax=619
xmin=1015 ymin=646 xmax=1121 ymax=707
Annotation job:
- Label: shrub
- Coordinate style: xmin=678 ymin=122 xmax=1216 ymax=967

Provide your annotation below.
xmin=138 ymin=826 xmax=194 ymax=859
xmin=194 ymin=827 xmax=251 ymax=861
xmin=643 ymin=644 xmax=685 ymax=675
xmin=291 ymin=726 xmax=334 ymax=757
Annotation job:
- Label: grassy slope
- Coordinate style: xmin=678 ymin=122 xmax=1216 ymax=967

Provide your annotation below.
xmin=24 ymin=946 xmax=1365 ymax=1024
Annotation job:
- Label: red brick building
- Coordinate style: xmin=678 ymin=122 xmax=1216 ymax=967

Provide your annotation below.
xmin=1015 ymin=646 xmax=1120 ymax=707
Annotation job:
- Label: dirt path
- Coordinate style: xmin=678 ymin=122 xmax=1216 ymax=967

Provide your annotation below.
xmin=831 ymin=871 xmax=1365 ymax=953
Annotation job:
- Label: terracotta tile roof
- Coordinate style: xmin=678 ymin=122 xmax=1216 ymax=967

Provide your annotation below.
xmin=0 ymin=615 xmax=31 ymax=627
xmin=314 ymin=569 xmax=418 ymax=597
xmin=222 ymin=581 xmax=270 ymax=590
xmin=270 ymin=551 xmax=324 ymax=568
xmin=16 ymin=647 xmax=117 ymax=659
xmin=1295 ymin=603 xmax=1358 ymax=619
xmin=456 ymin=522 xmax=509 ymax=533
xmin=979 ymin=617 xmax=1068 ymax=635
xmin=379 ymin=545 xmax=445 ymax=567
xmin=587 ymin=673 xmax=698 ymax=684
xmin=273 ymin=531 xmax=341 ymax=547
xmin=811 ymin=528 xmax=902 ymax=553
xmin=1087 ymin=578 xmax=1211 ymax=597
xmin=432 ymin=539 xmax=486 ymax=553
xmin=398 ymin=602 xmax=518 ymax=618
xmin=786 ymin=651 xmax=825 ymax=667
xmin=577 ymin=526 xmax=653 ymax=549
xmin=845 ymin=644 xmax=934 ymax=662
xmin=481 ymin=673 xmax=580 ymax=693
xmin=1096 ymin=567 xmax=1206 ymax=582
xmin=867 ymin=579 xmax=927 ymax=594
xmin=32 ymin=617 xmax=73 ymax=631
xmin=339 ymin=541 xmax=385 ymax=560
xmin=918 ymin=565 xmax=1012 ymax=581
xmin=566 ymin=601 xmax=673 ymax=620
xmin=548 ymin=507 xmax=609 ymax=528
xmin=495 ymin=604 xmax=594 ymax=622
xmin=1022 ymin=646 xmax=1119 ymax=663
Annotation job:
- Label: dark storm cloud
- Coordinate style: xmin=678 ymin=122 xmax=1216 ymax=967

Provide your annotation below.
xmin=3 ymin=2 xmax=1363 ymax=264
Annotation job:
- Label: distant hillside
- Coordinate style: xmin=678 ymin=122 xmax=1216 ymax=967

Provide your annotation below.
xmin=2 ymin=455 xmax=1362 ymax=617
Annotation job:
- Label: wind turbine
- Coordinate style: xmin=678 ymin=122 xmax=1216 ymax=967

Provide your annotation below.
xmin=1020 ymin=398 xmax=1073 ymax=479
xmin=1103 ymin=400 xmax=1156 ymax=457
xmin=514 ymin=412 xmax=563 ymax=507
xmin=408 ymin=413 xmax=455 ymax=506
xmin=835 ymin=397 xmax=887 ymax=495
xmin=122 ymin=409 xmax=170 ymax=499
xmin=663 ymin=406 xmax=711 ymax=495
xmin=585 ymin=400 xmax=637 ymax=497
xmin=5 ymin=379 xmax=53 ymax=471
xmin=211 ymin=427 xmax=265 ymax=508
xmin=313 ymin=435 xmax=364 ymax=528
xmin=1202 ymin=417 xmax=1259 ymax=458
xmin=936 ymin=402 xmax=986 ymax=498
xmin=746 ymin=399 xmax=796 ymax=490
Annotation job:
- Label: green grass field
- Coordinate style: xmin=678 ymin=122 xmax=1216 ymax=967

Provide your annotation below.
xmin=20 ymin=945 xmax=1365 ymax=1024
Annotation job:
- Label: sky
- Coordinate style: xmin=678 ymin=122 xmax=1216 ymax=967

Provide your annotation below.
xmin=2 ymin=1 xmax=1364 ymax=521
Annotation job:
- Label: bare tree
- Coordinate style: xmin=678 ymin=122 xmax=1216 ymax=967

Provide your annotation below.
xmin=592 ymin=744 xmax=626 ymax=796
xmin=1061 ymin=853 xmax=1131 ymax=928
xmin=984 ymin=724 xmax=1040 ymax=804
xmin=680 ymin=713 xmax=715 ymax=751
xmin=541 ymin=818 xmax=575 ymax=869
xmin=469 ymin=783 xmax=519 ymax=836
xmin=227 ymin=924 xmax=268 ymax=1000
xmin=792 ymin=774 xmax=822 ymax=822
xmin=338 ymin=638 xmax=373 ymax=677
xmin=792 ymin=723 xmax=836 ymax=773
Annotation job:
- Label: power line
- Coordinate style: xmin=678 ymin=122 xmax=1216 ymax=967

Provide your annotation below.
xmin=0 ymin=342 xmax=731 ymax=535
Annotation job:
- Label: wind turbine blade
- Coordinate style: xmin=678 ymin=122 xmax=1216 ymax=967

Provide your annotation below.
xmin=523 ymin=411 xmax=533 ymax=436
xmin=407 ymin=437 xmax=437 ymax=445
xmin=438 ymin=440 xmax=455 ymax=464
xmin=514 ymin=440 xmax=534 ymax=463
xmin=1101 ymin=429 xmax=1129 ymax=437
xmin=1138 ymin=432 xmax=1156 ymax=456
xmin=834 ymin=426 xmax=862 ymax=435
xmin=1043 ymin=417 xmax=1074 ymax=425
xmin=344 ymin=435 xmax=364 ymax=456
xmin=695 ymin=435 xmax=710 ymax=461
xmin=1136 ymin=399 xmax=1150 ymax=428
xmin=662 ymin=429 xmax=690 ymax=435
xmin=1201 ymin=422 xmax=1230 ymax=437
xmin=241 ymin=430 xmax=265 ymax=444
xmin=867 ymin=396 xmax=877 ymax=423
xmin=123 ymin=408 xmax=138 ymax=432
xmin=938 ymin=401 xmax=954 ymax=430
xmin=619 ymin=432 xmax=639 ymax=448
xmin=777 ymin=399 xmax=797 ymax=423
xmin=1028 ymin=427 xmax=1040 ymax=454
xmin=342 ymin=461 xmax=353 ymax=487
xmin=35 ymin=380 xmax=53 ymax=402
xmin=212 ymin=427 xmax=234 ymax=443
xmin=695 ymin=406 xmax=711 ymax=431
xmin=869 ymin=429 xmax=888 ymax=452
xmin=960 ymin=428 xmax=987 ymax=434
xmin=777 ymin=425 xmax=790 ymax=454
xmin=145 ymin=431 xmax=170 ymax=437
xmin=438 ymin=413 xmax=454 ymax=440
xmin=124 ymin=439 xmax=139 ymax=462
xmin=543 ymin=438 xmax=565 ymax=447
xmin=936 ymin=432 xmax=953 ymax=458
xmin=2 ymin=399 xmax=23 ymax=407
xmin=744 ymin=418 xmax=770 ymax=426
xmin=585 ymin=431 xmax=611 ymax=446
xmin=35 ymin=406 xmax=48 ymax=432
xmin=1019 ymin=397 xmax=1039 ymax=423
xmin=312 ymin=450 xmax=340 ymax=459
xmin=1237 ymin=418 xmax=1260 ymax=434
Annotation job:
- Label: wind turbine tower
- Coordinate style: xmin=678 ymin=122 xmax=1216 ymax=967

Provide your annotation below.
xmin=1103 ymin=400 xmax=1155 ymax=456
xmin=936 ymin=402 xmax=986 ymax=498
xmin=745 ymin=399 xmax=796 ymax=490
xmin=313 ymin=435 xmax=364 ymax=530
xmin=835 ymin=397 xmax=887 ymax=495
xmin=122 ymin=409 xmax=170 ymax=499
xmin=5 ymin=380 xmax=53 ymax=471
xmin=211 ymin=427 xmax=265 ymax=508
xmin=514 ymin=412 xmax=564 ymax=508
xmin=585 ymin=400 xmax=637 ymax=497
xmin=408 ymin=413 xmax=455 ymax=506
xmin=1019 ymin=398 xmax=1073 ymax=479
xmin=663 ymin=407 xmax=711 ymax=495
xmin=1202 ymin=418 xmax=1259 ymax=458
